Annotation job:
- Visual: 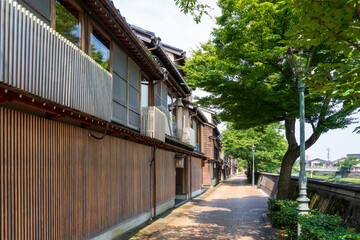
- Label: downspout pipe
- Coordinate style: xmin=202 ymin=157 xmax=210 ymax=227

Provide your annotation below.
xmin=149 ymin=143 xmax=162 ymax=219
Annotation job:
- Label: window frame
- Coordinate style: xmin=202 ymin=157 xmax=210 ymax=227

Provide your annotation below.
xmin=53 ymin=0 xmax=85 ymax=51
xmin=127 ymin=58 xmax=141 ymax=129
xmin=89 ymin=20 xmax=112 ymax=72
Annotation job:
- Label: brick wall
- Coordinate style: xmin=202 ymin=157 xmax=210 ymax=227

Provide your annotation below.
xmin=203 ymin=126 xmax=214 ymax=159
xmin=202 ymin=125 xmax=215 ymax=186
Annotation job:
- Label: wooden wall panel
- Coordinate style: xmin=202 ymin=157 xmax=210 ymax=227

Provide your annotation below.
xmin=191 ymin=157 xmax=203 ymax=192
xmin=0 ymin=106 xmax=172 ymax=240
xmin=155 ymin=149 xmax=175 ymax=205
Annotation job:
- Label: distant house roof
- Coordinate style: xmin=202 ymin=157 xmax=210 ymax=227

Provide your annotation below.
xmin=307 ymin=158 xmax=327 ymax=163
xmin=347 ymin=154 xmax=360 ymax=159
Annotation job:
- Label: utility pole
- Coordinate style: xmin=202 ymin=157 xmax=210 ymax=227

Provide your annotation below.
xmin=327 ymin=148 xmax=330 ymax=167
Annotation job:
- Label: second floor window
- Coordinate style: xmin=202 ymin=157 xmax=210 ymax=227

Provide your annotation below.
xmin=141 ymin=78 xmax=149 ymax=107
xmin=90 ymin=25 xmax=110 ymax=71
xmin=55 ymin=0 xmax=82 ymax=48
xmin=154 ymin=84 xmax=168 ymax=110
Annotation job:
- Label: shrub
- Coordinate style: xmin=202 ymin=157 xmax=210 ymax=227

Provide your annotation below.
xmin=267 ymin=198 xmax=360 ymax=240
xmin=268 ymin=198 xmax=298 ymax=238
xmin=299 ymin=211 xmax=360 ymax=240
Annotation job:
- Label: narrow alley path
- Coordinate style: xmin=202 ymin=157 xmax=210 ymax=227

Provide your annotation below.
xmin=127 ymin=174 xmax=278 ymax=240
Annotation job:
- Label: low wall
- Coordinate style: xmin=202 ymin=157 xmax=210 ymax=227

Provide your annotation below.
xmin=258 ymin=173 xmax=360 ymax=231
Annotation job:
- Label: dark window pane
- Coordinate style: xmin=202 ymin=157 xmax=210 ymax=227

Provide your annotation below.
xmin=155 ymin=95 xmax=161 ymax=106
xmin=56 ymin=0 xmax=81 ymax=47
xmin=113 ymin=101 xmax=127 ymax=124
xmin=154 ymin=84 xmax=161 ymax=97
xmin=129 ymin=110 xmax=140 ymax=128
xmin=113 ymin=73 xmax=127 ymax=105
xmin=161 ymin=85 xmax=167 ymax=102
xmin=113 ymin=44 xmax=127 ymax=79
xmin=162 ymin=99 xmax=167 ymax=109
xmin=129 ymin=60 xmax=140 ymax=88
xmin=91 ymin=27 xmax=110 ymax=71
xmin=129 ymin=86 xmax=140 ymax=111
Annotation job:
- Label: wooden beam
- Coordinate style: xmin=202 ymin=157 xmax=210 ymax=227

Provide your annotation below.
xmin=81 ymin=123 xmax=97 ymax=129
xmin=45 ymin=112 xmax=65 ymax=120
xmin=0 ymin=97 xmax=11 ymax=104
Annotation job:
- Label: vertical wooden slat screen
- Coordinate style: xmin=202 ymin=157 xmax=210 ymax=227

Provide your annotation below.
xmin=155 ymin=149 xmax=176 ymax=205
xmin=191 ymin=157 xmax=203 ymax=193
xmin=0 ymin=0 xmax=112 ymax=121
xmin=0 ymin=106 xmax=161 ymax=239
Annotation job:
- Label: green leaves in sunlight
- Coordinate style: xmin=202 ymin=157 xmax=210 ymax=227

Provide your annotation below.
xmin=222 ymin=123 xmax=287 ymax=173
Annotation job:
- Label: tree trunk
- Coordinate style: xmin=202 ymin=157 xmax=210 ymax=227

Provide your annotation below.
xmin=277 ymin=119 xmax=299 ymax=199
xmin=277 ymin=148 xmax=299 ymax=199
xmin=246 ymin=160 xmax=251 ymax=183
xmin=277 ymin=118 xmax=321 ymax=199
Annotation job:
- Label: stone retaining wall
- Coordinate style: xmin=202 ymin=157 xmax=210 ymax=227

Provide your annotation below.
xmin=258 ymin=173 xmax=360 ymax=232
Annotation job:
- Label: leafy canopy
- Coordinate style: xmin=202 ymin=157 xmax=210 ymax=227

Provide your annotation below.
xmin=286 ymin=0 xmax=360 ymax=103
xmin=174 ymin=0 xmax=211 ymax=23
xmin=222 ymin=123 xmax=287 ymax=173
xmin=184 ymin=0 xmax=359 ymax=134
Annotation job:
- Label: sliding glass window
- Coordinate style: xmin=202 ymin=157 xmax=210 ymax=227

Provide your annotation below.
xmin=90 ymin=24 xmax=111 ymax=71
xmin=55 ymin=0 xmax=82 ymax=48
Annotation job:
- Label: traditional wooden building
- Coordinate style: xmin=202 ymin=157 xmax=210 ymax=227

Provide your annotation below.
xmin=130 ymin=25 xmax=208 ymax=204
xmin=0 ymin=0 xmax=207 ymax=239
xmin=199 ymin=107 xmax=223 ymax=187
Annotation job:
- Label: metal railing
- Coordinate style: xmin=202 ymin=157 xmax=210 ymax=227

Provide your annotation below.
xmin=0 ymin=0 xmax=112 ymax=121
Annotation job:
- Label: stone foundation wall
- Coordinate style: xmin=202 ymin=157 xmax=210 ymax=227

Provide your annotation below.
xmin=258 ymin=173 xmax=360 ymax=232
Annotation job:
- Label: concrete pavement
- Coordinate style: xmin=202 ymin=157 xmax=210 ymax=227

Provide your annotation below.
xmin=126 ymin=174 xmax=278 ymax=240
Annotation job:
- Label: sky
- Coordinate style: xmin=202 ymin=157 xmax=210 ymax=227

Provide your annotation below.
xmin=114 ymin=0 xmax=360 ymax=161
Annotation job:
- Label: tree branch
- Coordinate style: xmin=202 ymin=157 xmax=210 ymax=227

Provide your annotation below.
xmin=308 ymin=118 xmax=316 ymax=131
xmin=302 ymin=8 xmax=360 ymax=51
xmin=305 ymin=130 xmax=321 ymax=150
xmin=309 ymin=0 xmax=355 ymax=10
xmin=265 ymin=60 xmax=287 ymax=75
xmin=356 ymin=0 xmax=360 ymax=21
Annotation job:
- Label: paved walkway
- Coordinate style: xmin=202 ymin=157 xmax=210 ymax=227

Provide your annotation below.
xmin=128 ymin=174 xmax=278 ymax=240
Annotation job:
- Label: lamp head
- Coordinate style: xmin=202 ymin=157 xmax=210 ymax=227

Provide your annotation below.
xmin=286 ymin=46 xmax=315 ymax=77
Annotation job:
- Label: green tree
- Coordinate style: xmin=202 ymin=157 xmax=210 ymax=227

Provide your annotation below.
xmin=338 ymin=156 xmax=360 ymax=174
xmin=222 ymin=123 xmax=287 ymax=182
xmin=55 ymin=0 xmax=80 ymax=47
xmin=174 ymin=0 xmax=211 ymax=23
xmin=184 ymin=0 xmax=360 ymax=199
xmin=286 ymin=0 xmax=360 ymax=104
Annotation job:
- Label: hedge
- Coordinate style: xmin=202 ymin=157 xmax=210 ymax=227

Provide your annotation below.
xmin=268 ymin=198 xmax=360 ymax=240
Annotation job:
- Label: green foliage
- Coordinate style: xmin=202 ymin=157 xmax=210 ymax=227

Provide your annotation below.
xmin=91 ymin=46 xmax=110 ymax=71
xmin=184 ymin=0 xmax=359 ymax=132
xmin=222 ymin=123 xmax=287 ymax=174
xmin=268 ymin=198 xmax=298 ymax=239
xmin=268 ymin=198 xmax=360 ymax=239
xmin=184 ymin=0 xmax=360 ymax=199
xmin=56 ymin=1 xmax=80 ymax=47
xmin=286 ymin=0 xmax=360 ymax=106
xmin=338 ymin=157 xmax=360 ymax=174
xmin=299 ymin=212 xmax=360 ymax=240
xmin=173 ymin=0 xmax=211 ymax=23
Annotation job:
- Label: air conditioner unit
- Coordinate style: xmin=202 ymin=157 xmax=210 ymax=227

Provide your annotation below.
xmin=181 ymin=127 xmax=196 ymax=146
xmin=141 ymin=106 xmax=166 ymax=142
xmin=156 ymin=106 xmax=173 ymax=136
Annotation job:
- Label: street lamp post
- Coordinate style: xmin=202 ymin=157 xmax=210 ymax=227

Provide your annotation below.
xmin=286 ymin=47 xmax=315 ymax=238
xmin=251 ymin=144 xmax=256 ymax=187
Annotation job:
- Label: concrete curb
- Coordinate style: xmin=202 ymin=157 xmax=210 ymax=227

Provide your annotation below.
xmin=262 ymin=213 xmax=279 ymax=240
